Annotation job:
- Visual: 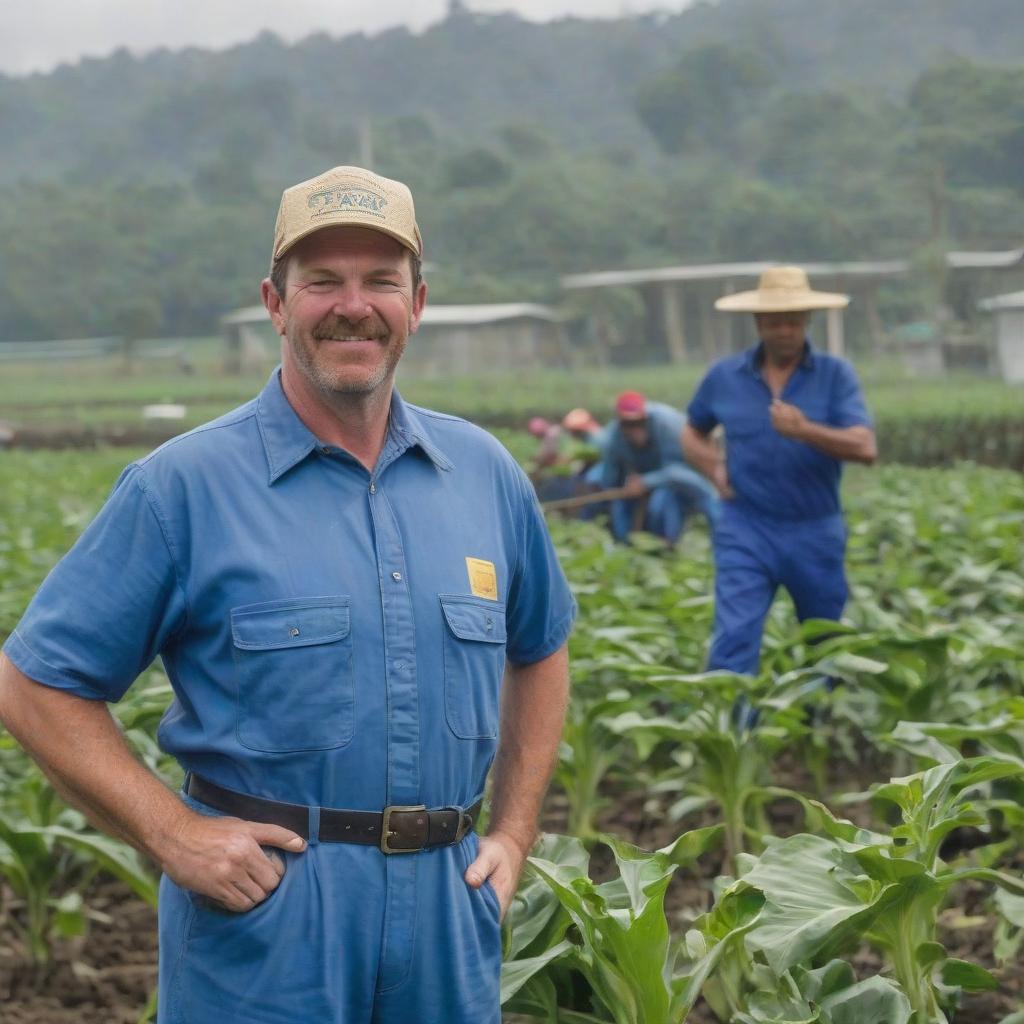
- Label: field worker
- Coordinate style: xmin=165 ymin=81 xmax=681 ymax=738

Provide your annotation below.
xmin=526 ymin=414 xmax=564 ymax=471
xmin=601 ymin=390 xmax=719 ymax=546
xmin=0 ymin=166 xmax=576 ymax=1024
xmin=682 ymin=266 xmax=876 ymax=676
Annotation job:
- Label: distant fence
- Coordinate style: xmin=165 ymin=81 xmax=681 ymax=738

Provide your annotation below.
xmin=0 ymin=337 xmax=122 ymax=361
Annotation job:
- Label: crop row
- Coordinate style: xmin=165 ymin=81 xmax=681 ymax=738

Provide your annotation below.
xmin=0 ymin=452 xmax=1022 ymax=1021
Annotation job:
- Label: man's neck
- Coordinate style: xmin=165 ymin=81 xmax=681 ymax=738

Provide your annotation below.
xmin=280 ymin=363 xmax=393 ymax=472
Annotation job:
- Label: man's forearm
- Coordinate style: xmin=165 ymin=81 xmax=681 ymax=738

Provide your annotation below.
xmin=488 ymin=645 xmax=569 ymax=855
xmin=799 ymin=423 xmax=877 ymax=464
xmin=0 ymin=653 xmax=188 ymax=865
xmin=681 ymin=425 xmax=722 ymax=480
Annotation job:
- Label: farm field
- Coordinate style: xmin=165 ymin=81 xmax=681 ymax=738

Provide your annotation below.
xmin=0 ymin=438 xmax=1021 ymax=1023
xmin=1 ymin=351 xmax=1023 ymax=468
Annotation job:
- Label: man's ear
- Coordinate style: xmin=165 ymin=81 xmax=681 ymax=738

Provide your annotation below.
xmin=408 ymin=279 xmax=428 ymax=334
xmin=261 ymin=279 xmax=287 ymax=338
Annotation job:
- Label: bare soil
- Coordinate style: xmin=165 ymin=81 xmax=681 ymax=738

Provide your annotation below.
xmin=2 ymin=777 xmax=1020 ymax=1023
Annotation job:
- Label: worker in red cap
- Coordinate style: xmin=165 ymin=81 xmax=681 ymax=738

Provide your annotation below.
xmin=601 ymin=391 xmax=718 ymax=545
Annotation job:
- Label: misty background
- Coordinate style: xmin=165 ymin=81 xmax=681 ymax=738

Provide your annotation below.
xmin=1 ymin=0 xmax=1022 ymax=349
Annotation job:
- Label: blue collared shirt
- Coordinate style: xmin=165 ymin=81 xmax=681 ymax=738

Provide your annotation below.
xmin=686 ymin=342 xmax=871 ymax=520
xmin=5 ymin=370 xmax=576 ymax=811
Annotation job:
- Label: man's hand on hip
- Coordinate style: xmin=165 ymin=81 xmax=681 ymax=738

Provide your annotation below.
xmin=162 ymin=810 xmax=306 ymax=913
xmin=464 ymin=831 xmax=528 ymax=921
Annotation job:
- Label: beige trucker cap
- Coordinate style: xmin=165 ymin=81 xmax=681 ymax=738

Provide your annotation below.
xmin=272 ymin=166 xmax=423 ymax=262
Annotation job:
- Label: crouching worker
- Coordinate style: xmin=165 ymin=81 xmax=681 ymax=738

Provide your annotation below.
xmin=602 ymin=390 xmax=719 ymax=546
xmin=0 ymin=165 xmax=575 ymax=1024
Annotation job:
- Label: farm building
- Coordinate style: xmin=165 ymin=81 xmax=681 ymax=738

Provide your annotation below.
xmin=979 ymin=289 xmax=1024 ymax=384
xmin=219 ymin=303 xmax=565 ymax=377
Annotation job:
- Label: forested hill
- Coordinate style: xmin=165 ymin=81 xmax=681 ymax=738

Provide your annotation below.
xmin=2 ymin=0 xmax=1022 ymax=187
xmin=1 ymin=0 xmax=1022 ymax=342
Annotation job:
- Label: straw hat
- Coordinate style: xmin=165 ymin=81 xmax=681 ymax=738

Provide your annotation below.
xmin=714 ymin=266 xmax=849 ymax=313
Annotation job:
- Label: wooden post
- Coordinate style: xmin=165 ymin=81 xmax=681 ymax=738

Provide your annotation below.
xmin=661 ymin=284 xmax=686 ymax=363
xmin=825 ymin=307 xmax=845 ymax=357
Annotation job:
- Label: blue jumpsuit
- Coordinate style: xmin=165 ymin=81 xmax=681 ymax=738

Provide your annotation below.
xmin=686 ymin=342 xmax=871 ymax=676
xmin=5 ymin=370 xmax=576 ymax=1023
xmin=601 ymin=402 xmax=719 ymax=544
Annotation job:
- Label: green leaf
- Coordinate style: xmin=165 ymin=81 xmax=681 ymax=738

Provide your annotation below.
xmin=939 ymin=958 xmax=999 ymax=991
xmin=500 ymin=939 xmax=574 ymax=1004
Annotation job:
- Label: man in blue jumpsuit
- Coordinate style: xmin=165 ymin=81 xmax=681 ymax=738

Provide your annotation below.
xmin=602 ymin=390 xmax=719 ymax=546
xmin=682 ymin=266 xmax=876 ymax=676
xmin=0 ymin=166 xmax=576 ymax=1022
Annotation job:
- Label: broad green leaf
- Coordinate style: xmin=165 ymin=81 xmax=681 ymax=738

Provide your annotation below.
xmin=939 ymin=958 xmax=999 ymax=991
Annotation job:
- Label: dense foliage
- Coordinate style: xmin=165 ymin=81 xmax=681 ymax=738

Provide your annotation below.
xmin=1 ymin=444 xmax=1022 ymax=1020
xmin=1 ymin=2 xmax=1024 ymax=341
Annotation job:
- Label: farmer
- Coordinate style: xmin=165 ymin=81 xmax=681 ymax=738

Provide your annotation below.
xmin=601 ymin=390 xmax=719 ymax=546
xmin=0 ymin=165 xmax=575 ymax=1023
xmin=682 ymin=266 xmax=876 ymax=676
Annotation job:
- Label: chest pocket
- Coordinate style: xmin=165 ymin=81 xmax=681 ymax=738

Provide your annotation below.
xmin=231 ymin=596 xmax=354 ymax=753
xmin=439 ymin=595 xmax=507 ymax=740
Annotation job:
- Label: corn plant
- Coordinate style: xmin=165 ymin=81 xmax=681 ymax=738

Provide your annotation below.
xmin=501 ymin=826 xmax=723 ymax=1023
xmin=734 ymin=756 xmax=1024 ymax=1023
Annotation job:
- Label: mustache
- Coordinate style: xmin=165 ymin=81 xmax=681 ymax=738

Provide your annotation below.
xmin=312 ymin=316 xmax=387 ymax=341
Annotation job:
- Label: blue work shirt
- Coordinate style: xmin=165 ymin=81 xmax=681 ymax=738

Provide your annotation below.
xmin=600 ymin=401 xmax=690 ymax=490
xmin=686 ymin=341 xmax=871 ymax=520
xmin=5 ymin=369 xmax=576 ymax=814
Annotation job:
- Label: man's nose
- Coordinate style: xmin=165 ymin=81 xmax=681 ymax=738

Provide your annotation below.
xmin=329 ymin=285 xmax=372 ymax=321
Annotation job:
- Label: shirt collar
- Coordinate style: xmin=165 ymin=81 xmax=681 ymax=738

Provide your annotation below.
xmin=256 ymin=368 xmax=453 ymax=485
xmin=742 ymin=340 xmax=816 ymax=375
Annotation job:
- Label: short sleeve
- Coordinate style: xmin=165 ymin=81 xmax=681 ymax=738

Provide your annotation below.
xmin=830 ymin=361 xmax=872 ymax=428
xmin=2 ymin=464 xmax=188 ymax=702
xmin=504 ymin=466 xmax=576 ymax=665
xmin=686 ymin=369 xmax=719 ymax=432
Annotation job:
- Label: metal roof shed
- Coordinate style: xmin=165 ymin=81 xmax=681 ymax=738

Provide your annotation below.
xmin=979 ymin=290 xmax=1024 ymax=384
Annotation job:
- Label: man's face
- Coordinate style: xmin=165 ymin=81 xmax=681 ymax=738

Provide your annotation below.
xmin=754 ymin=311 xmax=809 ymax=364
xmin=619 ymin=417 xmax=650 ymax=449
xmin=263 ymin=225 xmax=426 ymax=400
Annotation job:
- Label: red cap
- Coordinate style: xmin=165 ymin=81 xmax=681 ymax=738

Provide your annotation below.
xmin=527 ymin=416 xmax=552 ymax=438
xmin=615 ymin=391 xmax=647 ymax=420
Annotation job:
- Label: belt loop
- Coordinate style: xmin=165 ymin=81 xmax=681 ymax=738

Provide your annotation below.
xmin=307 ymin=805 xmax=321 ymax=847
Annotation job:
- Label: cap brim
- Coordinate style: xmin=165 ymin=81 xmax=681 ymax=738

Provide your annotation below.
xmin=715 ymin=289 xmax=849 ymax=312
xmin=274 ymin=218 xmax=421 ymax=262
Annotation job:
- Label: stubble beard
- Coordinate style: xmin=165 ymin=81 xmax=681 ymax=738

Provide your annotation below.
xmin=287 ymin=317 xmax=408 ymax=399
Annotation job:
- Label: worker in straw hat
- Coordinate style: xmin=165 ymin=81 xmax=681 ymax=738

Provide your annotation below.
xmin=0 ymin=166 xmax=576 ymax=1023
xmin=682 ymin=265 xmax=876 ymax=679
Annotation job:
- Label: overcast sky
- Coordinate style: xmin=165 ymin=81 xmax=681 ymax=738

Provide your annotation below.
xmin=1 ymin=0 xmax=696 ymax=77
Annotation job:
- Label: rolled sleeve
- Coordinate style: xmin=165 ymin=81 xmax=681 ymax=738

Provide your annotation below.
xmin=2 ymin=465 xmax=188 ymax=702
xmin=831 ymin=361 xmax=872 ymax=428
xmin=686 ymin=371 xmax=719 ymax=433
xmin=504 ymin=467 xmax=576 ymax=665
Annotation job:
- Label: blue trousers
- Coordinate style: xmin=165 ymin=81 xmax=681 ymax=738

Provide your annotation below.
xmin=611 ymin=470 xmax=720 ymax=545
xmin=157 ymin=791 xmax=501 ymax=1023
xmin=708 ymin=503 xmax=848 ymax=676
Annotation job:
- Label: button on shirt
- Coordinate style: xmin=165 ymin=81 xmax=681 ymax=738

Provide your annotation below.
xmin=5 ymin=370 xmax=576 ymax=813
xmin=686 ymin=342 xmax=871 ymax=520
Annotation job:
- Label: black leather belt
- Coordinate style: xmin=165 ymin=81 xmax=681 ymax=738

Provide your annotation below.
xmin=185 ymin=774 xmax=483 ymax=854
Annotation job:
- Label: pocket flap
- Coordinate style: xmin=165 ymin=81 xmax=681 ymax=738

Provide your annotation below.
xmin=439 ymin=595 xmax=507 ymax=644
xmin=231 ymin=597 xmax=351 ymax=651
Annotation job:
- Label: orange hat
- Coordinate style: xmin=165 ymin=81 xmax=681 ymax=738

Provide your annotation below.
xmin=562 ymin=408 xmax=597 ymax=432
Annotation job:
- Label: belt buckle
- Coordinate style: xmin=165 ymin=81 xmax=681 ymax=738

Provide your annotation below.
xmin=380 ymin=804 xmax=428 ymax=854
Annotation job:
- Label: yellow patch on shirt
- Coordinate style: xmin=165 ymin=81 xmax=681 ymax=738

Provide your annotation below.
xmin=465 ymin=557 xmax=498 ymax=600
